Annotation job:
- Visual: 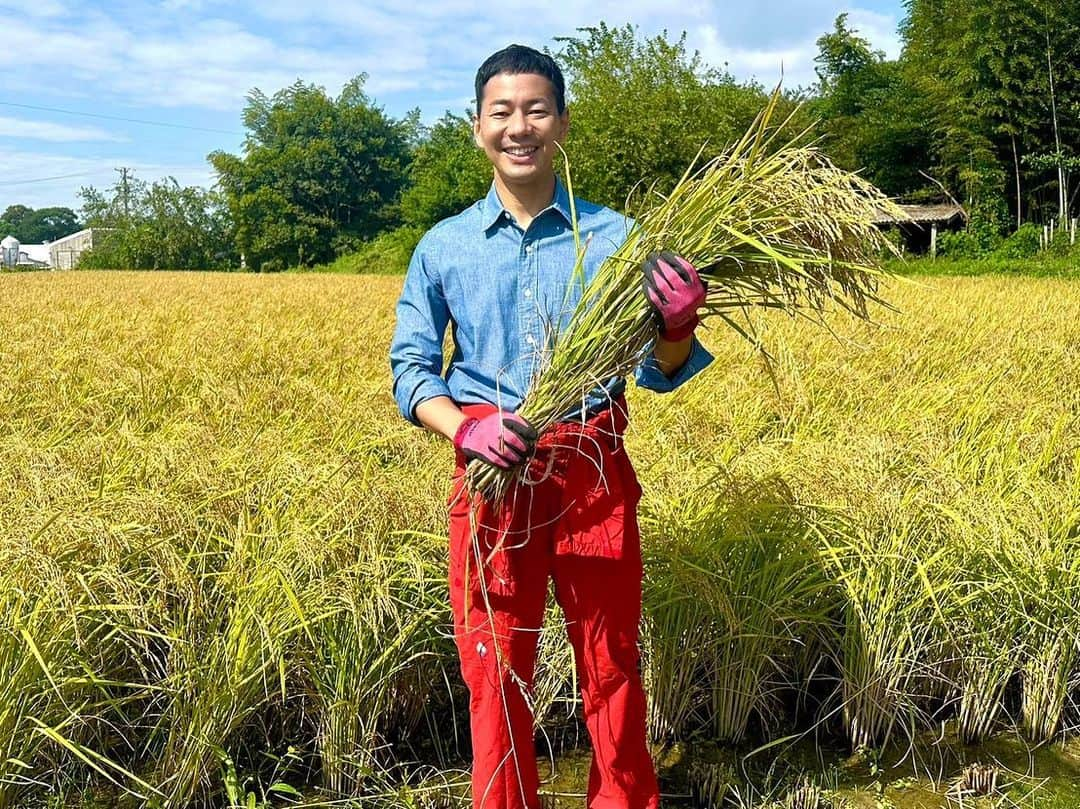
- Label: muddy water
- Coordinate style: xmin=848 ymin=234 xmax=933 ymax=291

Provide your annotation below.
xmin=537 ymin=727 xmax=1080 ymax=808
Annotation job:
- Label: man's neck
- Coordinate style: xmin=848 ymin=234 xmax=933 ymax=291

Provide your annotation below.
xmin=494 ymin=174 xmax=556 ymax=230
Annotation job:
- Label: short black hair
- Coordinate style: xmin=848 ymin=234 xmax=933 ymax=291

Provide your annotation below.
xmin=474 ymin=44 xmax=566 ymax=115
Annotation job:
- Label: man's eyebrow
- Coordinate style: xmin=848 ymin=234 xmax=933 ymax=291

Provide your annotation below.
xmin=487 ymin=97 xmax=552 ymax=107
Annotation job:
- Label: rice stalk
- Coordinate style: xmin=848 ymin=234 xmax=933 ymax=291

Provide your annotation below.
xmin=817 ymin=502 xmax=958 ymax=751
xmin=308 ymin=531 xmax=447 ymax=797
xmin=529 ymin=599 xmax=577 ymax=732
xmin=1014 ymin=507 xmax=1080 ymax=743
xmin=641 ymin=474 xmax=834 ymax=743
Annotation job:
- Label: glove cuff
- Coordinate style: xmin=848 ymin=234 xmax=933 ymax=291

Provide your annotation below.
xmin=660 ymin=314 xmax=699 ymax=342
xmin=452 ymin=417 xmax=479 ymax=450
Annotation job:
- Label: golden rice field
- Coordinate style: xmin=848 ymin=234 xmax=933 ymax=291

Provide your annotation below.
xmin=1 ymin=270 xmax=1079 ymax=808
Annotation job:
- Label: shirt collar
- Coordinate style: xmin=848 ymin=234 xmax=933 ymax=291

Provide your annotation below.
xmin=479 ymin=176 xmax=575 ymax=232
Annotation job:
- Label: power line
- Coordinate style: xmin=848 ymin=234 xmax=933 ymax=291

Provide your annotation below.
xmin=6 ymin=165 xmax=215 ymax=186
xmin=5 ymin=171 xmax=100 ymax=186
xmin=0 ymin=100 xmax=243 ymax=136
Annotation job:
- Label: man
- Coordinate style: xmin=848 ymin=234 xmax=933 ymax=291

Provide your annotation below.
xmin=390 ymin=44 xmax=712 ymax=809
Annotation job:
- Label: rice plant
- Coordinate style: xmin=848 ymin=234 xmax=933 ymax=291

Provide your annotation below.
xmin=307 ymin=531 xmax=448 ymax=797
xmin=0 ymin=270 xmax=1078 ymax=805
xmin=641 ymin=473 xmax=834 ymax=744
xmin=1014 ymin=510 xmax=1080 ymax=743
xmin=816 ymin=501 xmax=960 ymax=751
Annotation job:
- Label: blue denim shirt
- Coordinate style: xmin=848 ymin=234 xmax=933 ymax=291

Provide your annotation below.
xmin=390 ymin=178 xmax=713 ymax=425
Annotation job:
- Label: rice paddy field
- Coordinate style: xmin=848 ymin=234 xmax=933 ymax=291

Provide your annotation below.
xmin=1 ymin=270 xmax=1079 ymax=808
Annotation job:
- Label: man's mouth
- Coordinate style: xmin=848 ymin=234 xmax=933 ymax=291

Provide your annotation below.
xmin=504 ymin=146 xmax=538 ymax=157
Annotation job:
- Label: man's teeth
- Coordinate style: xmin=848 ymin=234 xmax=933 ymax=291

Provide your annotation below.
xmin=505 ymin=147 xmax=537 ymax=155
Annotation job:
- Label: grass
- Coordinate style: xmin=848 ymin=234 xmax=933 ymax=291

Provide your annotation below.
xmin=887 ymin=253 xmax=1080 ymax=278
xmin=300 ymin=226 xmax=423 ymax=275
xmin=0 ymin=270 xmax=1078 ymax=806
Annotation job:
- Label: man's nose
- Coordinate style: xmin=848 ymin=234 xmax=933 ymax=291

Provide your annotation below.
xmin=507 ymin=110 xmax=530 ymax=136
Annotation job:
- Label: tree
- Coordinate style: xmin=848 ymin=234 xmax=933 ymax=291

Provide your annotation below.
xmin=210 ymin=76 xmax=416 ymax=271
xmin=78 ymin=174 xmax=234 ymax=269
xmin=400 ymin=112 xmax=491 ymax=230
xmin=811 ymin=14 xmax=935 ymax=197
xmin=815 ymin=13 xmax=885 ymax=116
xmin=901 ymin=0 xmax=1080 ymax=222
xmin=0 ymin=205 xmax=33 ymax=234
xmin=23 ymin=208 xmax=81 ymax=242
xmin=0 ymin=205 xmax=80 ymax=242
xmin=552 ymin=24 xmax=783 ymax=213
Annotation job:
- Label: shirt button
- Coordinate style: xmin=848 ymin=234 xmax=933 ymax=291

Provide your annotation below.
xmin=526 ymin=335 xmax=536 ymax=345
xmin=524 ymin=289 xmax=532 ymax=298
xmin=525 ymin=244 xmax=534 ymax=254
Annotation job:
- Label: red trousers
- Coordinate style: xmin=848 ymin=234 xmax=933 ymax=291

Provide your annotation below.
xmin=448 ymin=401 xmax=660 ymax=809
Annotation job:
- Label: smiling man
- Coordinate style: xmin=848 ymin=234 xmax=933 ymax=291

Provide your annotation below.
xmin=390 ymin=44 xmax=712 ymax=809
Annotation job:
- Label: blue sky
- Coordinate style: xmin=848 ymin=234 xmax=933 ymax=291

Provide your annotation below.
xmin=1 ymin=0 xmax=905 ymax=212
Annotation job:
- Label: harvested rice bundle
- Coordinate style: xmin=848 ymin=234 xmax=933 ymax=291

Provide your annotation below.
xmin=467 ymin=93 xmax=904 ymax=500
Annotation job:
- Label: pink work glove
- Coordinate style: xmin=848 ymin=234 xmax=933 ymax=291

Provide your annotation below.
xmin=641 ymin=251 xmax=707 ymax=341
xmin=453 ymin=412 xmax=538 ymax=469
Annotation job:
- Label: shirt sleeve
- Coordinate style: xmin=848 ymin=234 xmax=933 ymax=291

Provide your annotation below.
xmin=390 ymin=239 xmax=454 ymax=425
xmin=633 ymin=335 xmax=714 ymax=393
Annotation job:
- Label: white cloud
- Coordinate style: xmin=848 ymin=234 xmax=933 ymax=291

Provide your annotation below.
xmin=0 ymin=1 xmax=903 ymax=116
xmin=0 ymin=116 xmax=127 ymax=143
xmin=695 ymin=4 xmax=901 ymax=91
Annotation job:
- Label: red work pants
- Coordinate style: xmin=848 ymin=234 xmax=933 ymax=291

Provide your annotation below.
xmin=448 ymin=401 xmax=660 ymax=809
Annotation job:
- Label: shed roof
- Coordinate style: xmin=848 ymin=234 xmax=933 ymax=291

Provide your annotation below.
xmin=873 ymin=202 xmax=967 ymax=226
xmin=48 ymin=228 xmax=93 ymax=248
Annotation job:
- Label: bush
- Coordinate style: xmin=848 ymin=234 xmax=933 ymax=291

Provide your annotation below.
xmin=991 ymin=222 xmax=1042 ymax=259
xmin=305 ymin=226 xmax=423 ymax=274
xmin=937 ymin=228 xmax=989 ymax=258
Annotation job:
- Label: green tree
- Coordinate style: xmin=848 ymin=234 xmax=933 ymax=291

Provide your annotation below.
xmin=0 ymin=205 xmax=80 ymax=242
xmin=815 ymin=13 xmax=885 ymax=117
xmin=78 ymin=175 xmax=234 ymax=269
xmin=0 ymin=204 xmax=33 ymax=236
xmin=901 ymin=0 xmax=1080 ymax=223
xmin=811 ymin=14 xmax=935 ymax=197
xmin=210 ymin=76 xmax=416 ymax=271
xmin=400 ymin=112 xmax=491 ymax=230
xmin=553 ymin=24 xmax=780 ymax=213
xmin=21 ymin=207 xmax=81 ymax=242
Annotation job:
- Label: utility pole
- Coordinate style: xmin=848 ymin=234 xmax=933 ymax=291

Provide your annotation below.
xmin=115 ymin=167 xmax=133 ymax=221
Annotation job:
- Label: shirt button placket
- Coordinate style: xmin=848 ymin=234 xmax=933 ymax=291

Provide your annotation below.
xmin=522 ymin=237 xmax=539 ymax=385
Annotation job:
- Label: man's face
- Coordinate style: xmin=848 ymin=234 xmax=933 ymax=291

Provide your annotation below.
xmin=473 ymin=71 xmax=569 ymax=191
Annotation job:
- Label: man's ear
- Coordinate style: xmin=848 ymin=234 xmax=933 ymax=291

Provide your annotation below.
xmin=472 ymin=114 xmax=483 ymax=149
xmin=558 ymin=107 xmax=570 ymax=142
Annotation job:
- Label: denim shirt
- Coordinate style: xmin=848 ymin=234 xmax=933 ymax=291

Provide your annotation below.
xmin=390 ymin=178 xmax=713 ymax=425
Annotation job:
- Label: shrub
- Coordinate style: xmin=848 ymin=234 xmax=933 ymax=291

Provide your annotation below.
xmin=307 ymin=226 xmax=423 ymax=274
xmin=937 ymin=228 xmax=988 ymax=259
xmin=992 ymin=223 xmax=1042 ymax=259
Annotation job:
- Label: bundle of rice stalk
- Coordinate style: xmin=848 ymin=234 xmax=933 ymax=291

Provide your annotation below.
xmin=466 ymin=91 xmax=902 ymax=500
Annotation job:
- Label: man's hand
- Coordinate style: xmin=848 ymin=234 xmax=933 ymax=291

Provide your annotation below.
xmin=641 ymin=251 xmax=707 ymax=341
xmin=453 ymin=412 xmax=538 ymax=469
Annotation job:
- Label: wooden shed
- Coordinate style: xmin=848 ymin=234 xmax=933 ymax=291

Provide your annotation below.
xmin=873 ymin=202 xmax=967 ymax=258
